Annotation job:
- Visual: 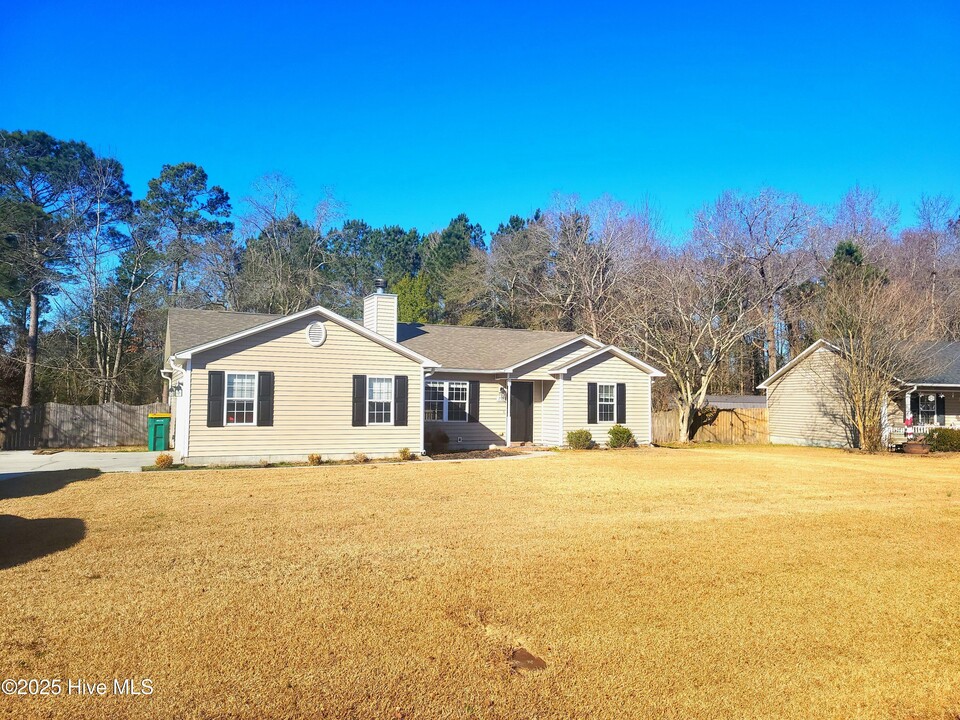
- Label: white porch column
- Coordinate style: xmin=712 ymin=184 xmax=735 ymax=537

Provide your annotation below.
xmin=904 ymin=389 xmax=913 ymax=437
xmin=505 ymin=377 xmax=512 ymax=446
xmin=174 ymin=359 xmax=191 ymax=460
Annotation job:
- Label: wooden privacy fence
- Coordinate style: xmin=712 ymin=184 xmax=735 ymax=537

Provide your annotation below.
xmin=653 ymin=408 xmax=768 ymax=445
xmin=0 ymin=402 xmax=169 ymax=451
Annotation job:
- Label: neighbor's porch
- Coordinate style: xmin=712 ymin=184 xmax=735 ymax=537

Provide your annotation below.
xmin=892 ymin=388 xmax=960 ymax=437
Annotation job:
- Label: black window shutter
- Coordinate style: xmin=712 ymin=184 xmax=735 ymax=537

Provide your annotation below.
xmin=468 ymin=380 xmax=480 ymax=423
xmin=910 ymin=394 xmax=920 ymax=419
xmin=616 ymin=383 xmax=626 ymax=424
xmin=936 ymin=394 xmax=946 ymax=426
xmin=207 ymin=371 xmax=225 ymax=427
xmin=352 ymin=375 xmax=367 ymax=427
xmin=257 ymin=372 xmax=275 ymax=427
xmin=394 ymin=375 xmax=408 ymax=426
xmin=587 ymin=382 xmax=597 ymax=424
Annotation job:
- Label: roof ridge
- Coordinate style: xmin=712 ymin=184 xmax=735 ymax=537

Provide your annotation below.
xmin=169 ymin=307 xmax=282 ymax=317
xmin=398 ymin=322 xmax=580 ymax=334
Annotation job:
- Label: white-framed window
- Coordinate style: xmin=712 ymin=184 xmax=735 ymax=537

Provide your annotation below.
xmin=425 ymin=380 xmax=469 ymax=422
xmin=919 ymin=394 xmax=937 ymax=425
xmin=447 ymin=381 xmax=469 ymax=422
xmin=598 ymin=383 xmax=615 ymax=423
xmin=367 ymin=376 xmax=393 ymax=425
xmin=425 ymin=381 xmax=445 ymax=421
xmin=226 ymin=372 xmax=257 ymax=425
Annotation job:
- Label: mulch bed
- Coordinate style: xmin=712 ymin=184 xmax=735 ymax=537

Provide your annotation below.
xmin=427 ymin=448 xmax=529 ymax=460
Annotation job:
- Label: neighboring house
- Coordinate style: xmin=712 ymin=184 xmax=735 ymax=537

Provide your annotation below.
xmin=163 ymin=283 xmax=664 ymax=464
xmin=757 ymin=338 xmax=960 ymax=447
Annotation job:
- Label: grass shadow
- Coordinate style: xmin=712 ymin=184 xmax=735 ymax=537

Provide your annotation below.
xmin=0 ymin=468 xmax=101 ymax=500
xmin=0 ymin=515 xmax=86 ymax=569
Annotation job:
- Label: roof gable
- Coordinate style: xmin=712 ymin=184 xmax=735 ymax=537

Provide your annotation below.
xmin=396 ymin=323 xmax=587 ymax=371
xmin=168 ymin=306 xmax=439 ymax=367
xmin=548 ymin=345 xmax=666 ymax=377
xmin=758 ymin=339 xmax=960 ymax=390
xmin=757 ymin=340 xmax=841 ymax=390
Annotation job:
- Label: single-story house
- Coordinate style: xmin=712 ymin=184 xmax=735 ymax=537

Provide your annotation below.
xmin=163 ymin=283 xmax=664 ymax=464
xmin=757 ymin=338 xmax=960 ymax=447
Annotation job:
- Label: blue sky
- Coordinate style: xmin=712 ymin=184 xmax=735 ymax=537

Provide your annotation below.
xmin=4 ymin=1 xmax=959 ymax=239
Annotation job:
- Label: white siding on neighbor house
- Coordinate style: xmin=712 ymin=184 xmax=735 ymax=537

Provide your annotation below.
xmin=561 ymin=352 xmax=653 ymax=445
xmin=187 ymin=315 xmax=422 ymax=462
xmin=765 ymin=347 xmax=851 ymax=447
xmin=425 ymin=372 xmax=506 ymax=450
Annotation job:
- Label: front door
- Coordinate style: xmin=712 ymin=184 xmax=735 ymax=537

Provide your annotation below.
xmin=510 ymin=382 xmax=534 ymax=443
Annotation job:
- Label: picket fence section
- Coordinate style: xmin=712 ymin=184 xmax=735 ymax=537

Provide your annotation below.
xmin=652 ymin=408 xmax=768 ymax=445
xmin=0 ymin=402 xmax=169 ymax=451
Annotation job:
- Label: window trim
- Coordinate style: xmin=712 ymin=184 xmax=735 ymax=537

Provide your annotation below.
xmin=224 ymin=371 xmax=258 ymax=427
xmin=597 ymin=382 xmax=616 ymax=424
xmin=366 ymin=375 xmax=394 ymax=426
xmin=425 ymin=379 xmax=469 ymax=423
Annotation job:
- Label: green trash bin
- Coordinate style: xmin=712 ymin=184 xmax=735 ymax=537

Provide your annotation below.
xmin=148 ymin=413 xmax=171 ymax=451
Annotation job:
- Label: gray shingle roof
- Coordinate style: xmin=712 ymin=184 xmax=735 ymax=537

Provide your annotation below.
xmin=166 ymin=309 xmax=585 ymax=371
xmin=166 ymin=308 xmax=281 ymax=356
xmin=396 ymin=323 xmax=583 ymax=370
xmin=913 ymin=341 xmax=960 ymax=385
xmin=704 ymin=394 xmax=767 ymax=409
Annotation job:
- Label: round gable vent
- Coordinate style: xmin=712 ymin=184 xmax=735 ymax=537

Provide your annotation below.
xmin=306 ymin=321 xmax=327 ymax=347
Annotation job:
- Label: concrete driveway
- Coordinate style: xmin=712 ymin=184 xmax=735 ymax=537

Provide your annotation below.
xmin=0 ymin=450 xmax=162 ymax=480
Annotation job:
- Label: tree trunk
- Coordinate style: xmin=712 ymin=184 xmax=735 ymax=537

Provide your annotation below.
xmin=171 ymin=261 xmax=181 ymax=307
xmin=21 ymin=288 xmax=39 ymax=407
xmin=677 ymin=403 xmax=694 ymax=443
xmin=765 ymin=304 xmax=778 ymax=378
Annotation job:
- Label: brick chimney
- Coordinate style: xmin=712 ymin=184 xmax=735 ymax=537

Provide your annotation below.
xmin=363 ymin=279 xmax=398 ymax=342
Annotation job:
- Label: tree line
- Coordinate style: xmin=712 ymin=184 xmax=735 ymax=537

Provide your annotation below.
xmin=1 ymin=129 xmax=958 ymax=446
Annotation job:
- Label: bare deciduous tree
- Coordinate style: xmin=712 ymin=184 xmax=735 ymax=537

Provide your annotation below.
xmin=625 ymin=245 xmax=767 ymax=442
xmin=695 ymin=188 xmax=815 ymax=378
xmin=814 ymin=271 xmax=932 ymax=452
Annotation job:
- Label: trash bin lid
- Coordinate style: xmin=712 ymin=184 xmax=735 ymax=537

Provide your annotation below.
xmin=148 ymin=413 xmax=172 ymax=418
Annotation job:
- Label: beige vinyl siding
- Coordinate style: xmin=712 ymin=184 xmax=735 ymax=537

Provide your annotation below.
xmin=425 ymin=372 xmax=506 ymax=450
xmin=888 ymin=395 xmax=905 ymax=428
xmin=512 ymin=340 xmax=593 ymax=381
xmin=765 ymin=348 xmax=852 ymax=447
xmin=188 ymin=315 xmax=422 ymax=462
xmin=561 ymin=353 xmax=653 ymax=445
xmin=363 ymin=294 xmax=398 ymax=342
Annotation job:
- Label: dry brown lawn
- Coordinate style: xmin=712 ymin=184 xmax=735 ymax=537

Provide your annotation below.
xmin=2 ymin=445 xmax=960 ymax=719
